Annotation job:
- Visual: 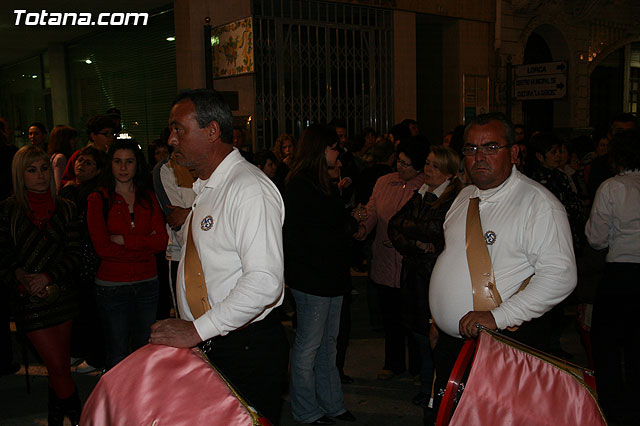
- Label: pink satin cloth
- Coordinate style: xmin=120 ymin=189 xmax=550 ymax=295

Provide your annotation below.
xmin=80 ymin=344 xmax=259 ymax=426
xmin=450 ymin=332 xmax=607 ymax=426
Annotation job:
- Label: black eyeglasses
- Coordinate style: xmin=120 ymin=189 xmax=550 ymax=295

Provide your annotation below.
xmin=461 ymin=144 xmax=511 ymax=156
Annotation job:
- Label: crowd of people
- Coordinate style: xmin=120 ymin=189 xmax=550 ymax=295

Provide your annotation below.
xmin=0 ymin=92 xmax=638 ymax=426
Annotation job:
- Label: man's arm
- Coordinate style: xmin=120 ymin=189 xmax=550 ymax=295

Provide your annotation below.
xmin=585 ymin=182 xmax=612 ymax=250
xmin=490 ymin=204 xmax=577 ymax=330
xmin=192 ymin=192 xmax=284 ymax=341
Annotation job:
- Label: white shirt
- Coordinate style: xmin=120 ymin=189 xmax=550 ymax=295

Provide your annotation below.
xmin=585 ymin=170 xmax=640 ymax=263
xmin=418 ymin=180 xmax=449 ymax=199
xmin=159 ymin=162 xmax=196 ymax=260
xmin=429 ymin=167 xmax=577 ymax=338
xmin=176 ymin=149 xmax=285 ymax=341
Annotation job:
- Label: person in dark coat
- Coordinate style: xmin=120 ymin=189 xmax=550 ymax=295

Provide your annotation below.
xmin=0 ymin=145 xmax=82 ymax=425
xmin=284 ymin=123 xmax=358 ymax=425
xmin=388 ymin=145 xmax=463 ymax=414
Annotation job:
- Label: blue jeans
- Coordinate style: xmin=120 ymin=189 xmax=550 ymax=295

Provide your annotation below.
xmin=96 ymin=279 xmax=159 ymax=370
xmin=290 ymin=289 xmax=345 ymax=423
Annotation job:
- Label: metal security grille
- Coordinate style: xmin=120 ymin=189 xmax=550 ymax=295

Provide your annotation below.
xmin=253 ymin=0 xmax=393 ymax=150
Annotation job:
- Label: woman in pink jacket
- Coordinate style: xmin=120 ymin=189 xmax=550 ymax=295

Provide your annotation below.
xmin=354 ymin=137 xmax=428 ymax=381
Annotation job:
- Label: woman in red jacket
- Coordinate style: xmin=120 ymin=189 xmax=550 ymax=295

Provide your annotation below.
xmin=87 ymin=139 xmax=168 ymax=370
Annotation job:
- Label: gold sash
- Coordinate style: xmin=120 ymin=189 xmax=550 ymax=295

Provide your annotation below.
xmin=466 ymin=197 xmax=531 ymax=330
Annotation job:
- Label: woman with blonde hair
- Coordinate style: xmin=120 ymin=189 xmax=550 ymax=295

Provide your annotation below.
xmin=388 ymin=144 xmax=463 ymax=415
xmin=273 ymin=133 xmax=296 ymax=190
xmin=48 ymin=125 xmax=78 ymax=191
xmin=0 ymin=145 xmax=82 ymax=425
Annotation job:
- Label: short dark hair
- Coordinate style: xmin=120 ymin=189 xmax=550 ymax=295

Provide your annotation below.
xmin=464 ymin=112 xmax=515 ymax=147
xmin=609 ymin=129 xmax=640 ymax=172
xmin=529 ymin=132 xmax=561 ymax=156
xmin=368 ymin=139 xmax=395 ymax=163
xmin=610 ymin=112 xmax=638 ymax=129
xmin=28 ymin=122 xmax=47 ymax=134
xmin=173 ymin=89 xmax=233 ymax=145
xmin=86 ymin=115 xmax=115 ymax=140
xmin=106 ymin=107 xmax=121 ymax=118
xmin=252 ymin=150 xmax=277 ymax=169
xmin=389 ymin=123 xmax=411 ymax=143
xmin=78 ymin=145 xmax=108 ymax=173
xmin=397 ymin=135 xmax=429 ymax=170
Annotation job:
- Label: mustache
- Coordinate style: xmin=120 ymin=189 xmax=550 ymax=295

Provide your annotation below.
xmin=472 ymin=160 xmax=491 ymax=170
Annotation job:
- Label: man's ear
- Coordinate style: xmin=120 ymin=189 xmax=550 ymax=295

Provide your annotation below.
xmin=88 ymin=132 xmax=96 ymax=142
xmin=510 ymin=144 xmax=519 ymax=164
xmin=535 ymin=152 xmax=544 ymax=163
xmin=206 ymin=121 xmax=221 ymax=142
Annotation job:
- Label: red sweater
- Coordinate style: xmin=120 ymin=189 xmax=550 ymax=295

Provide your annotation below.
xmin=87 ymin=188 xmax=168 ymax=283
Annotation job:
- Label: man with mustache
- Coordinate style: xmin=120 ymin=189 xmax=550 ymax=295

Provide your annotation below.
xmin=427 ymin=113 xmax=577 ymax=422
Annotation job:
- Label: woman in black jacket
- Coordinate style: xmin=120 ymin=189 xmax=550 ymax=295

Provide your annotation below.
xmin=0 ymin=146 xmax=82 ymax=425
xmin=284 ymin=124 xmax=358 ymax=425
xmin=388 ymin=145 xmax=463 ymax=410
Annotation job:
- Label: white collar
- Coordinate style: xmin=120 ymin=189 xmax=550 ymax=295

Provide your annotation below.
xmin=468 ymin=165 xmax=519 ymax=202
xmin=193 ymin=148 xmax=242 ymax=193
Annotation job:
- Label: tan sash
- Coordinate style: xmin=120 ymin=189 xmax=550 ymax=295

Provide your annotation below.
xmin=184 ymin=215 xmax=211 ymax=319
xmin=466 ymin=197 xmax=532 ymax=330
xmin=466 ymin=197 xmax=503 ymax=310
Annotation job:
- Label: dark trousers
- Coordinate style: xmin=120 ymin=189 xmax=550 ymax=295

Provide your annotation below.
xmin=430 ymin=313 xmax=552 ymax=425
xmin=378 ymin=284 xmax=420 ymax=375
xmin=591 ymin=262 xmax=640 ymax=421
xmin=200 ymin=311 xmax=289 ymax=426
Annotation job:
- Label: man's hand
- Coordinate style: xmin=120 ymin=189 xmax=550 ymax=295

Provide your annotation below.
xmin=459 ymin=311 xmax=497 ymax=338
xmin=166 ymin=206 xmax=191 ymax=230
xmin=149 ymin=319 xmax=202 ymax=348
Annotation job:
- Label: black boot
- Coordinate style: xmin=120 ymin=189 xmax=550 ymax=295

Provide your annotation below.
xmin=48 ymin=387 xmax=64 ymax=426
xmin=60 ymin=389 xmax=82 ymax=426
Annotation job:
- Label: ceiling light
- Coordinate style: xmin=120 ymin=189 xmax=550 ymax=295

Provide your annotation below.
xmin=85 ymin=59 xmax=92 ymax=64
xmin=166 ymin=36 xmax=175 ymax=41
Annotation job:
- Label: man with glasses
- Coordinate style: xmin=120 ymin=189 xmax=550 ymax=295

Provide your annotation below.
xmin=427 ymin=113 xmax=576 ymax=423
xmin=61 ymin=115 xmax=116 ymax=186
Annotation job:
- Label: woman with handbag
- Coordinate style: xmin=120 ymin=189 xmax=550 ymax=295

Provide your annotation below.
xmin=87 ymin=139 xmax=167 ymax=371
xmin=0 ymin=145 xmax=82 ymax=425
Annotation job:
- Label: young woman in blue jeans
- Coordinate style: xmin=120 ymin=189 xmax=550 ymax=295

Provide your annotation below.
xmin=87 ymin=140 xmax=167 ymax=370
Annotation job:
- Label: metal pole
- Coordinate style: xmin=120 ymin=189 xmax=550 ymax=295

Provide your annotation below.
xmin=506 ymin=55 xmax=512 ymax=121
xmin=204 ymin=18 xmax=213 ymax=89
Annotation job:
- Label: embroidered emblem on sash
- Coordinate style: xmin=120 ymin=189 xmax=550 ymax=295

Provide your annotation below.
xmin=484 ymin=230 xmax=496 ymax=245
xmin=200 ymin=215 xmax=214 ymax=231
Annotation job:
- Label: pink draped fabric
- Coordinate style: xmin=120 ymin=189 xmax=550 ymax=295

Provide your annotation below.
xmin=80 ymin=344 xmax=262 ymax=426
xmin=449 ymin=332 xmax=606 ymax=426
